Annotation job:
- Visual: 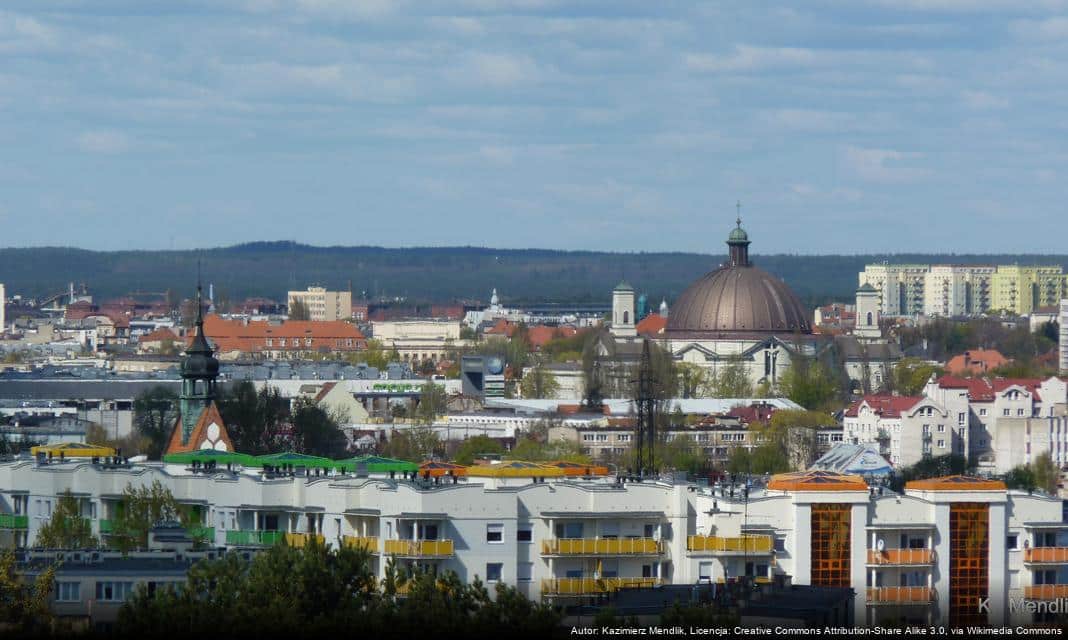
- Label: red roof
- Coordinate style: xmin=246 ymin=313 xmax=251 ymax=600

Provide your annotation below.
xmin=937 ymin=375 xmax=1045 ymax=402
xmin=199 ymin=314 xmax=366 ymax=354
xmin=845 ymin=395 xmax=921 ymax=418
xmin=139 ymin=327 xmax=178 ymax=343
xmin=991 ymin=378 xmax=1042 ymax=401
xmin=946 ymin=349 xmax=1009 ymax=376
xmin=636 ymin=313 xmax=668 ymax=336
xmin=483 ymin=321 xmax=578 ymax=350
xmin=726 ymin=404 xmax=777 ymax=425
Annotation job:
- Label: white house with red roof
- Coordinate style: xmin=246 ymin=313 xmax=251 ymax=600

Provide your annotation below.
xmin=843 ymin=394 xmax=961 ymax=467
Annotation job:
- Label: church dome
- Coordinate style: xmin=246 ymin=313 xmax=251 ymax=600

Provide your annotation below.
xmin=665 ymin=220 xmax=811 ymax=336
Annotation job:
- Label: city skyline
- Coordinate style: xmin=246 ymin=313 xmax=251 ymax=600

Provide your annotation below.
xmin=0 ymin=2 xmax=1065 ymax=253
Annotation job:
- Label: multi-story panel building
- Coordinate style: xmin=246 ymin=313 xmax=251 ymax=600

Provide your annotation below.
xmin=991 ymin=266 xmax=1067 ymax=316
xmin=923 ymin=265 xmax=996 ymax=317
xmin=859 ymin=264 xmax=929 ymax=317
xmin=1061 ymin=300 xmax=1068 ymax=374
xmin=287 ymin=287 xmax=353 ymax=322
xmin=3 ymin=462 xmax=1066 ymax=628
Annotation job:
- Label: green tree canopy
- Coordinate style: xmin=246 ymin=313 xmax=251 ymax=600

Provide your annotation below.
xmin=132 ymin=386 xmax=179 ymax=460
xmin=109 ymin=481 xmax=191 ymax=553
xmin=519 ymin=365 xmax=560 ymax=399
xmin=1 ymin=549 xmax=55 ymax=634
xmin=218 ymin=381 xmax=289 ymax=455
xmin=34 ymin=490 xmax=98 ymax=550
xmin=776 ymin=356 xmax=838 ymax=410
xmin=892 ymin=358 xmax=943 ymax=396
xmin=452 ymin=435 xmax=505 ymax=465
xmin=291 ymin=398 xmax=349 ymax=459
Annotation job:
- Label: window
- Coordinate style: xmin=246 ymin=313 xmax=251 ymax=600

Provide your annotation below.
xmin=96 ymin=581 xmax=134 ymax=602
xmin=55 ymin=582 xmax=80 ymax=602
xmin=1004 ymin=409 xmax=1011 ymax=416
xmin=517 ymin=526 xmax=532 ymax=543
xmin=980 ymin=408 xmax=987 ymax=416
xmin=517 ymin=562 xmax=533 ymax=582
xmin=938 ymin=425 xmax=945 ymax=433
xmin=1018 ymin=408 xmax=1025 ymax=416
xmin=958 ymin=413 xmax=966 ymax=425
xmin=582 ymin=434 xmax=594 ymax=442
xmin=774 ymin=538 xmax=786 ymax=552
xmin=937 ymin=439 xmax=945 ymax=448
xmin=486 ymin=563 xmax=503 ymax=582
xmin=486 ymin=524 xmax=503 ymax=544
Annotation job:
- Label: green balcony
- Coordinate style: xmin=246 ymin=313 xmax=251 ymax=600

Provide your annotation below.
xmin=99 ymin=519 xmax=114 ymax=533
xmin=187 ymin=526 xmax=215 ymax=541
xmin=0 ymin=514 xmax=29 ymax=530
xmin=225 ymin=530 xmax=284 ymax=546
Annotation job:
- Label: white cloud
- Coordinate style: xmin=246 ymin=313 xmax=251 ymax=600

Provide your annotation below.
xmin=76 ymin=130 xmax=132 ymax=154
xmin=842 ymin=146 xmax=931 ymax=183
xmin=460 ymin=52 xmax=540 ymax=87
xmin=962 ymin=90 xmax=1010 ymax=110
xmin=685 ymin=45 xmax=820 ymax=73
xmin=1012 ymin=16 xmax=1068 ymax=40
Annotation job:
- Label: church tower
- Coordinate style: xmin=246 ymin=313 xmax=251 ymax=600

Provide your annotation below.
xmin=610 ymin=281 xmax=637 ymax=338
xmin=855 ymin=283 xmax=882 ymax=340
xmin=165 ymin=280 xmax=233 ymax=456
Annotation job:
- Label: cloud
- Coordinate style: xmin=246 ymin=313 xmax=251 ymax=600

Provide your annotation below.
xmin=459 ymin=52 xmax=540 ymax=87
xmin=76 ymin=130 xmax=132 ymax=154
xmin=1011 ymin=16 xmax=1068 ymax=40
xmin=962 ymin=90 xmax=1010 ymax=110
xmin=842 ymin=146 xmax=931 ymax=183
xmin=685 ymin=45 xmax=820 ymax=73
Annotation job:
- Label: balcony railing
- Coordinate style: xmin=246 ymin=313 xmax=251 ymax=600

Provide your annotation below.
xmin=284 ymin=533 xmax=325 ymax=548
xmin=383 ymin=539 xmax=454 ymax=557
xmin=687 ymin=535 xmax=773 ymax=554
xmin=867 ymin=549 xmax=935 ymax=565
xmin=867 ymin=587 xmax=935 ymax=605
xmin=541 ymin=538 xmax=663 ymax=556
xmin=1025 ymin=585 xmax=1068 ymax=600
xmin=1024 ymin=548 xmax=1068 ymax=564
xmin=99 ymin=519 xmax=114 ymax=533
xmin=187 ymin=526 xmax=215 ymax=541
xmin=541 ymin=577 xmax=663 ymax=595
xmin=0 ymin=514 xmax=29 ymax=530
xmin=342 ymin=536 xmax=380 ymax=553
xmin=225 ymin=530 xmax=285 ymax=546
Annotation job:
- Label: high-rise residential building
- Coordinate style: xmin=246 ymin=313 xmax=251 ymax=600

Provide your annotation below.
xmin=1060 ymin=299 xmax=1068 ymax=374
xmin=858 ymin=264 xmax=928 ymax=316
xmin=287 ymin=286 xmax=352 ymax=322
xmin=991 ymin=265 xmax=1067 ymax=316
xmin=860 ymin=263 xmax=1064 ymax=317
xmin=0 ymin=282 xmax=5 ymax=334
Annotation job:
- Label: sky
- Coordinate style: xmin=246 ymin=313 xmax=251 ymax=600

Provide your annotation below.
xmin=0 ymin=1 xmax=1066 ymax=254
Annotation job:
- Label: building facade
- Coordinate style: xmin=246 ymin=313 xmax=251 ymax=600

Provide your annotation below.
xmin=287 ymin=287 xmax=353 ymax=322
xmin=2 ymin=464 xmax=1066 ymax=628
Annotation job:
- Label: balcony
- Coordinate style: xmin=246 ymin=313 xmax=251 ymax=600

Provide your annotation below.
xmin=187 ymin=526 xmax=215 ymax=541
xmin=1025 ymin=585 xmax=1068 ymax=600
xmin=867 ymin=549 xmax=935 ymax=566
xmin=0 ymin=514 xmax=29 ymax=530
xmin=541 ymin=577 xmax=664 ymax=595
xmin=383 ymin=539 xmax=454 ymax=558
xmin=867 ymin=587 xmax=935 ymax=605
xmin=687 ymin=535 xmax=773 ymax=555
xmin=541 ymin=538 xmax=663 ymax=556
xmin=99 ymin=519 xmax=114 ymax=533
xmin=283 ymin=533 xmax=325 ymax=548
xmin=1024 ymin=548 xmax=1068 ymax=564
xmin=342 ymin=536 xmax=380 ymax=553
xmin=225 ymin=530 xmax=285 ymax=546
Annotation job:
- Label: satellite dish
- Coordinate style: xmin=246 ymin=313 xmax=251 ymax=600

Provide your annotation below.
xmin=876 ymin=539 xmax=885 ymax=552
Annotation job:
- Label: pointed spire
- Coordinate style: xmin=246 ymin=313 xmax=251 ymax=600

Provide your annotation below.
xmin=195 ymin=259 xmax=204 ymax=332
xmin=736 ymin=200 xmax=742 ymax=228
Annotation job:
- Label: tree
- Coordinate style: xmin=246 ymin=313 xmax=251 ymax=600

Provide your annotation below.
xmin=1004 ymin=465 xmax=1037 ymax=492
xmin=291 ymin=398 xmax=349 ymax=458
xmin=519 ymin=365 xmax=560 ymax=399
xmin=892 ymin=358 xmax=943 ymax=396
xmin=288 ymin=298 xmax=311 ymax=321
xmin=132 ymin=386 xmax=179 ymax=460
xmin=218 ymin=381 xmax=290 ymax=455
xmin=676 ymin=363 xmax=710 ymax=399
xmin=415 ymin=383 xmax=447 ymax=424
xmin=0 ymin=549 xmax=55 ymax=635
xmin=727 ymin=444 xmax=789 ymax=475
xmin=35 ymin=490 xmax=98 ymax=549
xmin=86 ymin=423 xmax=149 ymax=459
xmin=777 ymin=356 xmax=837 ymax=410
xmin=707 ymin=359 xmax=753 ymax=398
xmin=753 ymin=409 xmax=838 ymax=471
xmin=891 ymin=454 xmax=971 ymax=492
xmin=109 ymin=481 xmax=190 ymax=553
xmin=453 ymin=435 xmax=504 ymax=465
xmin=382 ymin=426 xmax=441 ymax=461
xmin=1033 ymin=452 xmax=1059 ymax=495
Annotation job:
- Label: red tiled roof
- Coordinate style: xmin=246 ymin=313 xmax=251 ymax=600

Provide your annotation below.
xmin=946 ymin=349 xmax=1009 ymax=376
xmin=199 ymin=314 xmax=366 ymax=354
xmin=726 ymin=404 xmax=776 ymax=425
xmin=139 ymin=327 xmax=179 ymax=343
xmin=164 ymin=402 xmax=234 ymax=456
xmin=844 ymin=395 xmax=922 ymax=418
xmin=636 ymin=313 xmax=668 ymax=336
xmin=937 ymin=376 xmax=995 ymax=402
xmin=991 ymin=378 xmax=1043 ymax=401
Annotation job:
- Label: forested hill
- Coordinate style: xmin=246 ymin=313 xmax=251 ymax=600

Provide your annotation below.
xmin=1 ymin=242 xmax=1066 ymax=308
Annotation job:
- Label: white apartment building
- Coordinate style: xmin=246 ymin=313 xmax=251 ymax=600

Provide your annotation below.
xmin=923 ymin=265 xmax=995 ymax=317
xmin=1 ymin=282 xmax=6 ymax=333
xmin=922 ymin=375 xmax=1068 ymax=474
xmin=1061 ymin=300 xmax=1068 ymax=374
xmin=3 ymin=461 xmax=1065 ymax=627
xmin=287 ymin=287 xmax=352 ymax=322
xmin=843 ymin=395 xmax=966 ymax=467
xmin=370 ymin=319 xmax=462 ymax=363
xmin=859 ymin=264 xmax=929 ymax=317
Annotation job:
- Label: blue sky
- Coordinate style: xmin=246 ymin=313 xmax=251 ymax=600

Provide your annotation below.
xmin=1 ymin=1 xmax=1066 ymax=254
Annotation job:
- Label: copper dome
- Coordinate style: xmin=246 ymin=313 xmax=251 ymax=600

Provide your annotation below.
xmin=665 ymin=220 xmax=811 ymax=336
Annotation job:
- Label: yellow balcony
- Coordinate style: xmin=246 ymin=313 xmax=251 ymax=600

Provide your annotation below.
xmin=284 ymin=533 xmax=325 ymax=548
xmin=867 ymin=587 xmax=935 ymax=605
xmin=342 ymin=536 xmax=380 ymax=553
xmin=383 ymin=539 xmax=454 ymax=557
xmin=687 ymin=535 xmax=773 ymax=555
xmin=867 ymin=549 xmax=935 ymax=565
xmin=1025 ymin=548 xmax=1068 ymax=564
xmin=541 ymin=538 xmax=663 ymax=556
xmin=540 ymin=577 xmax=663 ymax=595
xmin=1025 ymin=585 xmax=1068 ymax=600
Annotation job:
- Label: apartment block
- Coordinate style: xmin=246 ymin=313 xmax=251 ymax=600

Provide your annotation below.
xmin=991 ymin=266 xmax=1068 ymax=316
xmin=858 ymin=264 xmax=928 ymax=316
xmin=287 ymin=287 xmax=353 ymax=322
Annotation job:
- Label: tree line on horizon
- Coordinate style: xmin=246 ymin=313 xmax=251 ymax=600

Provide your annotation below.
xmin=2 ymin=243 xmax=1066 ymax=307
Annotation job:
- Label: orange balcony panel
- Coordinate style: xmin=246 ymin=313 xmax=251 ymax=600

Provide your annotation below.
xmin=867 ymin=587 xmax=935 ymax=605
xmin=1025 ymin=585 xmax=1068 ymax=600
xmin=541 ymin=538 xmax=663 ymax=556
xmin=867 ymin=549 xmax=935 ymax=565
xmin=1024 ymin=548 xmax=1068 ymax=564
xmin=383 ymin=539 xmax=454 ymax=557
